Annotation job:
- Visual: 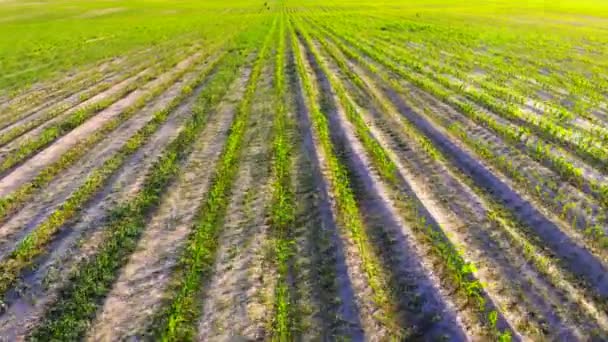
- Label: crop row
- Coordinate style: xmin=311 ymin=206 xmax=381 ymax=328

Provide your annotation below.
xmin=289 ymin=16 xmax=407 ymax=337
xmin=329 ymin=11 xmax=608 ymax=121
xmin=0 ymin=47 xmax=226 ymax=232
xmin=269 ymin=13 xmax=298 ymax=339
xmin=153 ymin=17 xmax=277 ymax=340
xmin=305 ymin=15 xmax=608 ymax=178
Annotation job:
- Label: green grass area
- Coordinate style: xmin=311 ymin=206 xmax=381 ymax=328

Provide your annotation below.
xmin=3 ymin=0 xmax=606 ymax=104
xmin=294 ymin=0 xmax=608 ymax=105
xmin=0 ymin=0 xmax=269 ymax=94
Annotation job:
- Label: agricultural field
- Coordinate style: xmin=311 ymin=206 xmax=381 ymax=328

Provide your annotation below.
xmin=0 ymin=0 xmax=607 ymax=340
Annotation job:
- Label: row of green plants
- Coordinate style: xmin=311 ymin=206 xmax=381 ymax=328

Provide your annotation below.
xmin=322 ymin=12 xmax=608 ymax=139
xmin=0 ymin=47 xmax=227 ymax=297
xmin=0 ymin=70 xmax=147 ymax=170
xmin=269 ymin=13 xmax=299 ymax=340
xmin=388 ymin=68 xmax=608 ymax=327
xmin=295 ymin=23 xmax=397 ymax=182
xmin=1 ymin=73 xmax=139 ymax=151
xmin=284 ymin=18 xmax=344 ymax=337
xmin=153 ymin=17 xmax=278 ymax=341
xmin=342 ymin=15 xmax=608 ymax=235
xmin=0 ymin=53 xmax=131 ymax=123
xmin=0 ymin=45 xmax=224 ymax=224
xmin=405 ymin=86 xmax=608 ymax=319
xmin=370 ymin=34 xmax=608 ymax=144
xmin=368 ymin=21 xmax=608 ymax=245
xmin=305 ymin=19 xmax=608 ymax=328
xmin=362 ymin=26 xmax=608 ymax=132
xmin=369 ymin=31 xmax=608 ymax=169
xmin=443 ymin=115 xmax=608 ymax=247
xmin=0 ymin=71 xmax=103 ymax=129
xmin=0 ymin=42 xmax=167 ymax=117
xmin=324 ymin=9 xmax=604 ymax=239
xmin=296 ymin=18 xmax=512 ymax=340
xmin=2 ymin=32 xmax=220 ymax=123
xmin=292 ymin=16 xmax=412 ymax=338
xmin=27 ymin=22 xmax=267 ymax=339
xmin=335 ymin=13 xmax=608 ymax=125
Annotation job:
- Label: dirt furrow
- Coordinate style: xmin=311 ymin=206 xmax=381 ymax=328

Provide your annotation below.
xmin=87 ymin=68 xmax=249 ymax=340
xmin=197 ymin=66 xmax=275 ymax=340
xmin=0 ymin=53 xmax=200 ymax=197
xmin=0 ymin=59 xmax=218 ymax=340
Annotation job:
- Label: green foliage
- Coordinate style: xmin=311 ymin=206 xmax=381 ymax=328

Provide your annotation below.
xmin=2 ymin=0 xmax=607 ymax=340
xmin=311 ymin=17 xmax=608 ymax=246
xmin=270 ymin=12 xmax=299 ymax=340
xmin=0 ymin=0 xmax=267 ymax=93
